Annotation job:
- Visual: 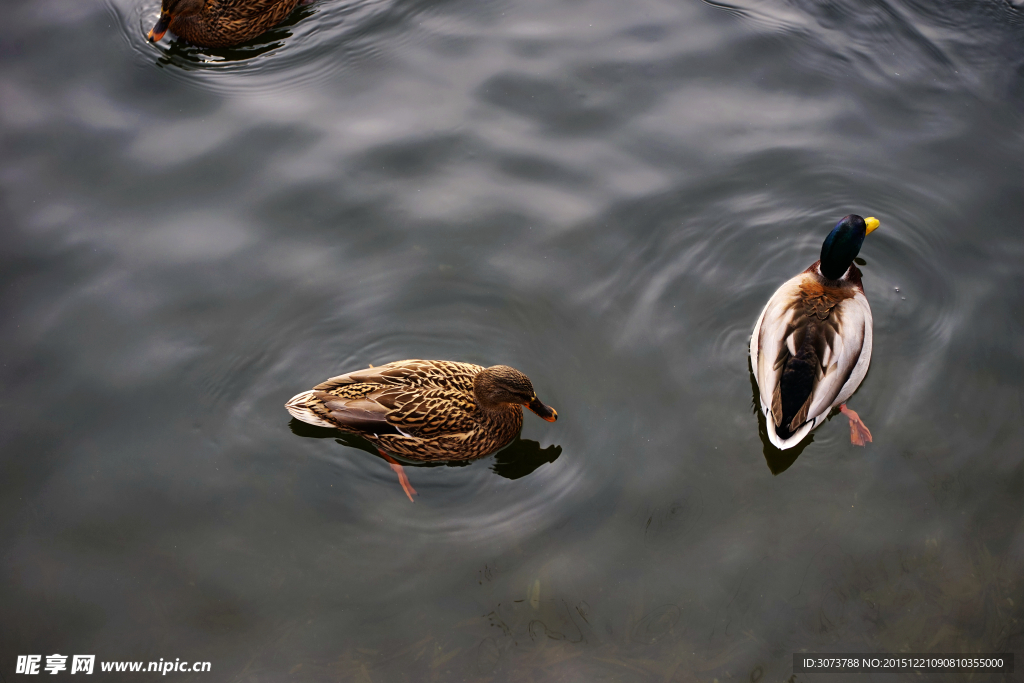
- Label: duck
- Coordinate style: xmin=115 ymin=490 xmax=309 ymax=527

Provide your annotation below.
xmin=147 ymin=0 xmax=304 ymax=48
xmin=750 ymin=214 xmax=880 ymax=450
xmin=285 ymin=360 xmax=558 ymax=501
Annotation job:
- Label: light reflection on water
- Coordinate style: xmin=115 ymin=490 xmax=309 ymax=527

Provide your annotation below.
xmin=2 ymin=0 xmax=1024 ymax=678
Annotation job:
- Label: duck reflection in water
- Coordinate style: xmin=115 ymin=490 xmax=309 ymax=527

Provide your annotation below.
xmin=285 ymin=360 xmax=558 ymax=501
xmin=290 ymin=423 xmax=562 ymax=483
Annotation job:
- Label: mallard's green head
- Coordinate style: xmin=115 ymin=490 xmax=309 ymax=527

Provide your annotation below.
xmin=819 ymin=214 xmax=879 ymax=280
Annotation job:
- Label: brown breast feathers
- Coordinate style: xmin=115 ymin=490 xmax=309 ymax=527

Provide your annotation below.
xmin=798 ymin=279 xmax=856 ymax=320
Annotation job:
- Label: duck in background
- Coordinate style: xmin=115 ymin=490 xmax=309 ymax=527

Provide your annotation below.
xmin=750 ymin=214 xmax=880 ymax=450
xmin=147 ymin=0 xmax=306 ymax=48
xmin=286 ymin=360 xmax=558 ymax=501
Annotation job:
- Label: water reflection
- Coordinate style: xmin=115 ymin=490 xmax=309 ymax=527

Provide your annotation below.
xmin=290 ymin=418 xmax=561 ymax=482
xmin=491 ymin=440 xmax=562 ymax=480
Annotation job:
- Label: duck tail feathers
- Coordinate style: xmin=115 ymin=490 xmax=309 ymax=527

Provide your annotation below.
xmin=285 ymin=390 xmax=336 ymax=428
xmin=765 ymin=408 xmax=817 ymax=450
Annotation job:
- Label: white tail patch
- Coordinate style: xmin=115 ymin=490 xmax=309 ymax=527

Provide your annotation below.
xmin=285 ymin=390 xmax=336 ymax=428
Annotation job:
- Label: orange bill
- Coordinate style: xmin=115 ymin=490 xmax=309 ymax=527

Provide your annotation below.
xmin=527 ymin=396 xmax=558 ymax=422
xmin=148 ymin=14 xmax=171 ymax=42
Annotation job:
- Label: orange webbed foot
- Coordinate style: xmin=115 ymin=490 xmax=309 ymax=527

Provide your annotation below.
xmin=379 ymin=449 xmax=417 ymax=502
xmin=839 ymin=404 xmax=872 ymax=446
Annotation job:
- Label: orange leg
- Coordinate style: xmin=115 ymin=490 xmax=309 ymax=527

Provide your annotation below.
xmin=839 ymin=404 xmax=872 ymax=446
xmin=379 ymin=449 xmax=417 ymax=502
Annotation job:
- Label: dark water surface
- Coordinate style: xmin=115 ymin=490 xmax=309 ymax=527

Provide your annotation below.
xmin=3 ymin=0 xmax=1024 ymax=679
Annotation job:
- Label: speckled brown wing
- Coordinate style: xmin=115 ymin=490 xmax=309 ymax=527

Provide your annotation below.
xmin=220 ymin=0 xmax=298 ymax=19
xmin=306 ymin=384 xmax=399 ymax=436
xmin=218 ymin=0 xmax=299 ymax=42
xmin=171 ymin=0 xmax=300 ymax=47
xmin=314 ymin=360 xmax=483 ymax=394
xmin=373 ymin=386 xmax=480 ymax=438
xmin=307 ymin=360 xmax=483 ymax=439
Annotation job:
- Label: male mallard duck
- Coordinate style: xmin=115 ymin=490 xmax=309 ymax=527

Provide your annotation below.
xmin=285 ymin=360 xmax=558 ymax=501
xmin=147 ymin=0 xmax=304 ymax=48
xmin=750 ymin=214 xmax=880 ymax=450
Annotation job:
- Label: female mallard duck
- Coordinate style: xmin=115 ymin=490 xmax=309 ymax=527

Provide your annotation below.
xmin=285 ymin=360 xmax=558 ymax=501
xmin=147 ymin=0 xmax=304 ymax=48
xmin=750 ymin=214 xmax=880 ymax=450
